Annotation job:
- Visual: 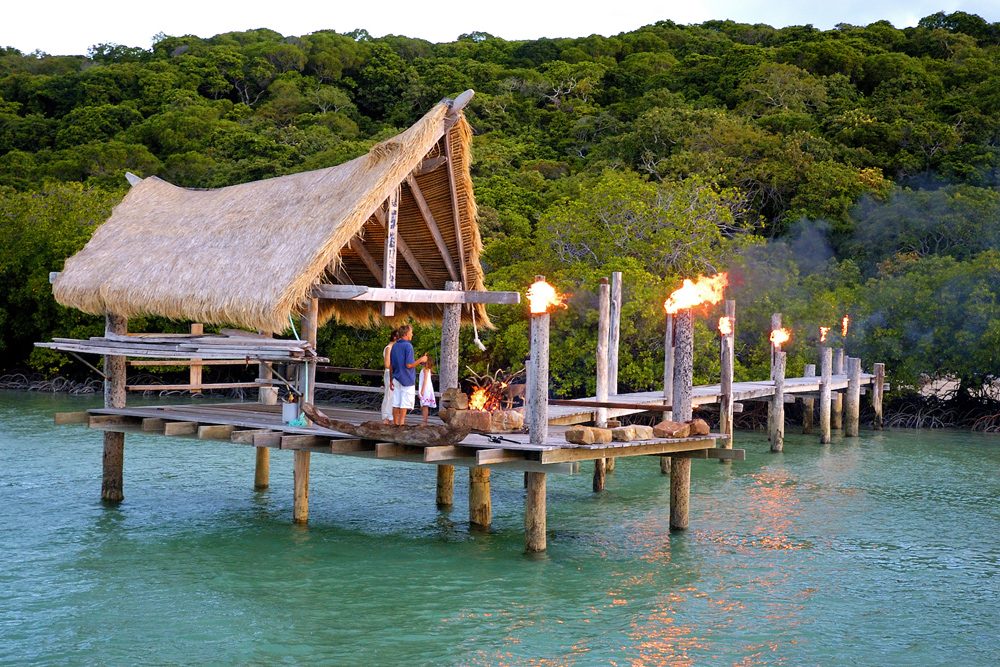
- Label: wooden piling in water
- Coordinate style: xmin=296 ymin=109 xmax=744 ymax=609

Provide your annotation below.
xmin=594 ymin=278 xmax=610 ymax=492
xmin=801 ymin=363 xmax=816 ymax=434
xmin=832 ymin=348 xmax=844 ymax=431
xmin=101 ymin=313 xmax=127 ymax=503
xmin=872 ymin=362 xmax=886 ymax=430
xmin=767 ymin=313 xmax=781 ymax=441
xmin=770 ymin=349 xmax=786 ymax=452
xmin=255 ymin=337 xmax=275 ymax=491
xmin=670 ymin=309 xmax=694 ymax=530
xmin=524 ymin=471 xmax=547 ymax=553
xmin=469 ymin=467 xmax=492 ymax=530
xmin=819 ymin=347 xmax=832 ymax=444
xmin=436 ymin=280 xmax=462 ymax=507
xmin=293 ymin=298 xmax=317 ymax=525
xmin=189 ymin=323 xmax=203 ymax=392
xmin=845 ymin=357 xmax=861 ymax=437
xmin=720 ymin=300 xmax=735 ymax=458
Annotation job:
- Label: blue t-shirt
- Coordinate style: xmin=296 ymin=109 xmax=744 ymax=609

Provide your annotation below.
xmin=390 ymin=339 xmax=416 ymax=386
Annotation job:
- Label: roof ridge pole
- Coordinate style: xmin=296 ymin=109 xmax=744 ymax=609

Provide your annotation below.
xmin=444 ymin=130 xmax=468 ymax=289
xmin=382 ymin=187 xmax=400 ymax=317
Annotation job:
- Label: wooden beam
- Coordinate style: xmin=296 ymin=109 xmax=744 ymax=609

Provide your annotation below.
xmin=405 ymin=174 xmax=460 ymax=282
xmin=540 ymin=438 xmax=716 ymax=464
xmin=198 ymin=424 xmax=234 ymax=440
xmin=312 ymin=284 xmax=519 ymax=305
xmin=54 ymin=411 xmax=89 ymax=425
xmin=668 ymin=448 xmax=746 ymax=461
xmin=281 ymin=435 xmax=323 ymax=450
xmin=231 ymin=429 xmax=274 ymax=444
xmin=329 ymin=439 xmax=371 ymax=454
xmin=423 ymin=445 xmax=475 ymax=462
xmin=348 ymin=238 xmax=383 ymax=286
xmin=548 ymin=399 xmax=675 ymax=412
xmin=476 ymin=448 xmax=525 ymax=465
xmin=411 ymin=155 xmax=447 ymax=177
xmin=373 ymin=206 xmax=434 ymax=290
xmin=443 ymin=131 xmax=468 ymax=287
xmin=252 ymin=431 xmax=282 ymax=448
xmin=382 ymin=189 xmax=399 ymax=317
xmin=163 ymin=421 xmax=199 ymax=436
xmin=142 ymin=417 xmax=166 ymax=432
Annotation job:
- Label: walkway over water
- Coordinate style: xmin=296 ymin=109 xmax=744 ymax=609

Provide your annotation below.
xmin=547 ymin=372 xmax=877 ymax=425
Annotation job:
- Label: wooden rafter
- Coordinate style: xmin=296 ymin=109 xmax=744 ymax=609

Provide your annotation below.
xmin=312 ymin=284 xmax=520 ymax=304
xmin=373 ymin=206 xmax=434 ymax=290
xmin=404 ymin=174 xmax=460 ymax=283
xmin=348 ymin=238 xmax=383 ymax=286
xmin=382 ymin=187 xmax=400 ymax=317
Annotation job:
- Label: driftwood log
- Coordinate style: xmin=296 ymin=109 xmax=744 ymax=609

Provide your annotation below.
xmin=302 ymin=404 xmax=472 ymax=446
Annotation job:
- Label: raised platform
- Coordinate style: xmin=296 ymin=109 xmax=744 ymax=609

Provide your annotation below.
xmin=59 ymin=402 xmax=740 ymax=476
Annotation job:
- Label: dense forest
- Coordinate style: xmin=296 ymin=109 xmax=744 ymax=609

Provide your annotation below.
xmin=2 ymin=11 xmax=999 ymax=406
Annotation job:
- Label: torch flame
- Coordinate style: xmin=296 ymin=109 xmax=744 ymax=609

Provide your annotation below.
xmin=770 ymin=327 xmax=791 ymax=349
xmin=664 ymin=273 xmax=729 ymax=314
xmin=819 ymin=326 xmax=830 ymax=343
xmin=718 ymin=316 xmax=733 ymax=336
xmin=841 ymin=315 xmax=850 ymax=337
xmin=527 ymin=279 xmax=564 ymax=314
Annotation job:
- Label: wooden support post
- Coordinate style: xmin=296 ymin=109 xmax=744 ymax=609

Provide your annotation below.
xmin=819 ymin=347 xmax=832 ymax=444
xmin=381 ymin=188 xmax=400 ymax=317
xmin=845 ymin=357 xmax=861 ymax=437
xmin=801 ymin=363 xmax=816 ymax=434
xmin=469 ymin=467 xmax=492 ymax=530
xmin=720 ymin=300 xmax=735 ymax=457
xmin=609 ymin=271 xmax=622 ymax=396
xmin=594 ymin=278 xmax=610 ymax=492
xmin=767 ymin=313 xmax=781 ymax=439
xmin=437 ymin=280 xmax=462 ymax=508
xmin=293 ymin=297 xmax=318 ymax=524
xmin=528 ymin=279 xmax=550 ymax=446
xmin=101 ymin=313 xmax=127 ymax=503
xmin=872 ymin=362 xmax=886 ymax=430
xmin=669 ymin=309 xmax=694 ymax=525
xmin=832 ymin=348 xmax=844 ymax=431
xmin=255 ymin=335 xmax=275 ymax=491
xmin=660 ymin=311 xmax=675 ymax=475
xmin=189 ymin=323 xmax=203 ymax=393
xmin=525 ymin=471 xmax=547 ymax=553
xmin=770 ymin=350 xmax=786 ymax=452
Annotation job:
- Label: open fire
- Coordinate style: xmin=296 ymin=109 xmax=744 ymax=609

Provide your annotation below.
xmin=842 ymin=315 xmax=850 ymax=337
xmin=770 ymin=327 xmax=791 ymax=349
xmin=718 ymin=316 xmax=733 ymax=336
xmin=820 ymin=326 xmax=830 ymax=343
xmin=527 ymin=279 xmax=565 ymax=314
xmin=665 ymin=273 xmax=729 ymax=313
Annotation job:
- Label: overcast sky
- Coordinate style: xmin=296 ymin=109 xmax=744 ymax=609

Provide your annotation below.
xmin=3 ymin=1 xmax=998 ymax=56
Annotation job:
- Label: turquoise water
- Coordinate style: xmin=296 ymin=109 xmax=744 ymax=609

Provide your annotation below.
xmin=1 ymin=390 xmax=997 ymax=666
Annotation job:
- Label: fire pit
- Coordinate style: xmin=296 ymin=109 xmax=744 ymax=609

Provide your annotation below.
xmin=439 ymin=368 xmax=526 ymax=433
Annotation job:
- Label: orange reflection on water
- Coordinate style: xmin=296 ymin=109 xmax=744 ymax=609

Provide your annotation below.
xmin=744 ymin=470 xmax=807 ymax=551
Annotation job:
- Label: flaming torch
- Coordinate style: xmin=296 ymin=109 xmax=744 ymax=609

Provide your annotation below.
xmin=718 ymin=302 xmax=736 ymax=452
xmin=770 ymin=327 xmax=791 ymax=349
xmin=819 ymin=326 xmax=830 ymax=343
xmin=527 ymin=276 xmax=562 ymax=445
xmin=769 ymin=325 xmax=790 ymax=452
xmin=718 ymin=316 xmax=733 ymax=337
xmin=841 ymin=315 xmax=850 ymax=338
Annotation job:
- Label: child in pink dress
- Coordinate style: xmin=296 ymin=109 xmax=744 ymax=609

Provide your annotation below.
xmin=418 ymin=356 xmax=437 ymax=425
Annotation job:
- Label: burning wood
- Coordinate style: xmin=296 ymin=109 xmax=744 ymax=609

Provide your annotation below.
xmin=770 ymin=327 xmax=791 ymax=349
xmin=438 ymin=367 xmax=527 ymax=433
xmin=819 ymin=326 xmax=830 ymax=343
xmin=664 ymin=273 xmax=728 ymax=313
xmin=465 ymin=366 xmax=526 ymax=411
xmin=527 ymin=279 xmax=565 ymax=314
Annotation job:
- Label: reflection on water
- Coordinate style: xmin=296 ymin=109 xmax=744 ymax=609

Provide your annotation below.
xmin=1 ymin=392 xmax=998 ymax=665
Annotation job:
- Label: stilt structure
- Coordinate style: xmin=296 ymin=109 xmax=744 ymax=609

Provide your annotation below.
xmin=872 ymin=362 xmax=886 ymax=430
xmin=594 ymin=278 xmax=610 ymax=492
xmin=819 ymin=347 xmax=832 ymax=444
xmin=801 ymin=363 xmax=816 ymax=434
xmin=293 ymin=297 xmax=318 ymax=524
xmin=767 ymin=313 xmax=781 ymax=444
xmin=719 ymin=300 xmax=735 ymax=458
xmin=255 ymin=336 xmax=276 ymax=490
xmin=524 ymin=276 xmax=552 ymax=549
xmin=845 ymin=357 xmax=861 ymax=437
xmin=101 ymin=314 xmax=127 ymax=503
xmin=661 ymin=312 xmax=674 ymax=474
xmin=524 ymin=471 xmax=546 ymax=553
xmin=832 ymin=348 xmax=844 ymax=431
xmin=608 ymin=271 xmax=622 ymax=396
xmin=670 ymin=309 xmax=694 ymax=530
xmin=437 ymin=280 xmax=462 ymax=507
xmin=469 ymin=467 xmax=491 ymax=530
xmin=770 ymin=347 xmax=786 ymax=452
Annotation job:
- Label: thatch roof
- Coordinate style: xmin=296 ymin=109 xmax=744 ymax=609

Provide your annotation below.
xmin=53 ymin=99 xmax=490 ymax=333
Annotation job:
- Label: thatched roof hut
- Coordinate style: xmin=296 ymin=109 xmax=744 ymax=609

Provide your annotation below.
xmin=53 ymin=95 xmax=490 ymax=333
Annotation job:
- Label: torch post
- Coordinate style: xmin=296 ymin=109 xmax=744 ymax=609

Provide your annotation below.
xmin=872 ymin=362 xmax=886 ymax=430
xmin=720 ymin=300 xmax=735 ymax=456
xmin=819 ymin=347 xmax=832 ymax=444
xmin=660 ymin=311 xmax=675 ymax=475
xmin=436 ymin=280 xmax=463 ymax=508
xmin=845 ymin=356 xmax=861 ymax=437
xmin=524 ymin=276 xmax=552 ymax=552
xmin=801 ymin=363 xmax=816 ymax=434
xmin=770 ymin=349 xmax=786 ymax=452
xmin=767 ymin=313 xmax=781 ymax=440
xmin=832 ymin=348 xmax=844 ymax=431
xmin=670 ymin=309 xmax=694 ymax=530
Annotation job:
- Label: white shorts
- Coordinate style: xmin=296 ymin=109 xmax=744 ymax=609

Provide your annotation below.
xmin=392 ymin=383 xmax=416 ymax=409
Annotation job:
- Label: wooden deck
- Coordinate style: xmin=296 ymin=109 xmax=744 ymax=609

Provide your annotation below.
xmin=66 ymin=402 xmax=737 ymax=477
xmin=548 ymin=372 xmax=876 ymax=425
